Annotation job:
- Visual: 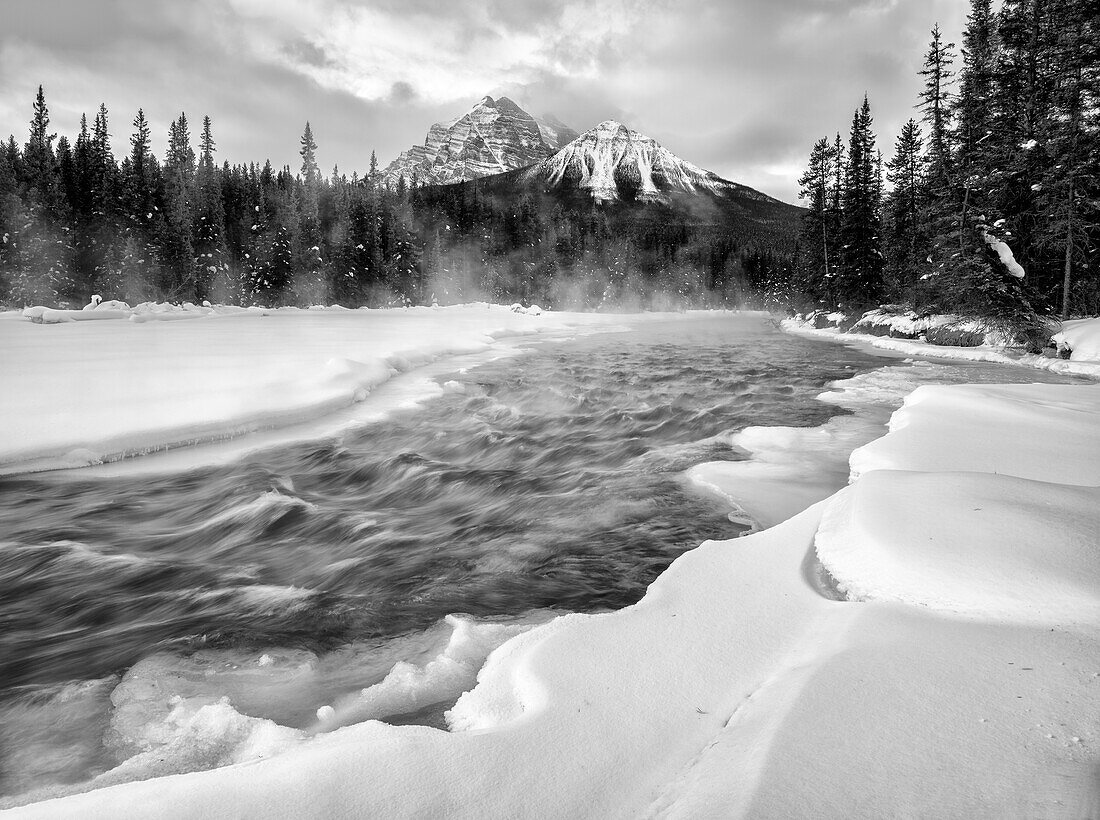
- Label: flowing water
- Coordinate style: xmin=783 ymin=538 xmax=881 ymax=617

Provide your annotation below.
xmin=0 ymin=315 xmax=1084 ymax=801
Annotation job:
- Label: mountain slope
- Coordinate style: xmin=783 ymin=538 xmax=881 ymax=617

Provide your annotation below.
xmin=431 ymin=120 xmax=803 ymax=254
xmin=521 ymin=120 xmax=779 ymax=206
xmin=382 ymin=96 xmax=578 ymax=188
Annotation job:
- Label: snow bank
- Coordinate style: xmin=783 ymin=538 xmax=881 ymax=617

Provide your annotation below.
xmin=817 ymin=470 xmax=1100 ymax=622
xmin=313 ymin=614 xmax=556 ymax=732
xmin=0 ymin=304 xmax=633 ymax=475
xmin=11 ymin=326 xmax=1100 ymax=817
xmin=784 ymin=315 xmax=1100 ymax=379
xmin=850 ymin=382 xmax=1100 ymax=484
xmin=848 ymin=307 xmax=968 ymax=337
xmin=686 ymin=365 xmax=914 ymax=529
xmin=1052 ymin=317 xmax=1100 ymax=362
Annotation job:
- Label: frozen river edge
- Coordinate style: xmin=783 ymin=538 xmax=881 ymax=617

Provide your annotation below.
xmin=4 ymin=308 xmax=1100 ymax=818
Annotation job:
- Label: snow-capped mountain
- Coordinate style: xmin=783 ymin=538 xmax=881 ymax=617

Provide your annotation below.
xmin=382 ymin=96 xmax=578 ymax=187
xmin=522 ymin=120 xmax=773 ymax=204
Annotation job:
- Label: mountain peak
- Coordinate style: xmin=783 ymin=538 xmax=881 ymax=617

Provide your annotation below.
xmin=524 ymin=121 xmax=736 ymax=203
xmin=382 ymin=96 xmax=579 ymax=187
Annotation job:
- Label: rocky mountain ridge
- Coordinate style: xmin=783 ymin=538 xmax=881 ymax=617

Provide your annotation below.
xmin=521 ymin=120 xmax=774 ymax=204
xmin=382 ymin=96 xmax=578 ymax=188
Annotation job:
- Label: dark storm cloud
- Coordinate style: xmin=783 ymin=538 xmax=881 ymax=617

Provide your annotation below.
xmin=0 ymin=0 xmax=967 ymax=202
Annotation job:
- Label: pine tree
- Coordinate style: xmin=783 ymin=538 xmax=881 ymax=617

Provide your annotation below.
xmin=90 ymin=104 xmax=115 ymax=213
xmin=836 ymin=96 xmax=884 ymax=311
xmin=823 ymin=132 xmax=846 ymax=305
xmin=796 ymin=137 xmax=836 ymax=305
xmin=117 ymin=108 xmax=164 ymax=302
xmin=194 ymin=115 xmax=228 ymax=301
xmin=955 ymin=0 xmax=997 ymax=222
xmin=1035 ymin=0 xmax=1099 ymax=317
xmin=294 ymin=122 xmax=325 ymax=302
xmin=161 ymin=112 xmax=196 ymax=298
xmin=23 ymin=86 xmax=58 ymax=211
xmin=298 ymin=121 xmax=320 ymax=215
xmin=14 ymin=86 xmax=68 ymax=304
xmin=919 ymin=25 xmax=956 ymax=204
xmin=986 ymin=0 xmax=1058 ymax=303
xmin=884 ymin=118 xmax=925 ymax=297
xmin=0 ymin=139 xmax=22 ymax=302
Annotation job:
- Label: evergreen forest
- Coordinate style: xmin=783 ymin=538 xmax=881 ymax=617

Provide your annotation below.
xmin=792 ymin=0 xmax=1098 ymax=338
xmin=0 ymin=97 xmax=791 ymax=312
xmin=1 ymin=0 xmax=1095 ymax=324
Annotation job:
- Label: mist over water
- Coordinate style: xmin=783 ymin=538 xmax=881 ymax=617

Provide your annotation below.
xmin=1 ymin=314 xmax=1079 ymax=801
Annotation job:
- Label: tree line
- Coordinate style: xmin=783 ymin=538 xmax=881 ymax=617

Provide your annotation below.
xmin=791 ymin=0 xmax=1097 ymax=335
xmin=0 ymin=89 xmax=789 ymax=310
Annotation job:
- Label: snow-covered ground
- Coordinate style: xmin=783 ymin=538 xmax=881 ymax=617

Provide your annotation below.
xmin=0 ymin=303 xmax=638 ymax=475
xmin=4 ymin=307 xmax=1099 ymax=818
xmin=786 ymin=313 xmax=1100 ymax=380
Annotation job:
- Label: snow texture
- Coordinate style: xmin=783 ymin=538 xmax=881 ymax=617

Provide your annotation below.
xmin=5 ymin=309 xmax=1099 ymax=818
xmin=1052 ymin=317 xmax=1100 ymax=362
xmin=784 ymin=315 xmax=1100 ymax=380
xmin=0 ymin=303 xmax=634 ymax=475
xmin=524 ymin=120 xmax=747 ymax=204
xmin=382 ymin=96 xmax=577 ymax=187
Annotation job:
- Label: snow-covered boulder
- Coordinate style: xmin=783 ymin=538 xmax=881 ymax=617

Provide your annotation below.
xmin=1052 ymin=317 xmax=1100 ymax=363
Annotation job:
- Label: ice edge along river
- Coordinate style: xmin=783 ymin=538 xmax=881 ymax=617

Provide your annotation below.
xmin=3 ymin=306 xmax=1099 ymax=819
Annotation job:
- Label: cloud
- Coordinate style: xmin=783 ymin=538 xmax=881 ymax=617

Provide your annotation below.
xmin=387 ymin=81 xmax=418 ymax=104
xmin=0 ymin=0 xmax=969 ymax=202
xmin=283 ymin=38 xmax=334 ymax=68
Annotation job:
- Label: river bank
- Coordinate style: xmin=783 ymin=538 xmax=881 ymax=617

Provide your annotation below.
xmin=3 ymin=306 xmax=1098 ymax=818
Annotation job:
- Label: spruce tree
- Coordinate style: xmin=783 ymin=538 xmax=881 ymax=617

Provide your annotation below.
xmin=117 ymin=108 xmax=164 ymax=301
xmin=23 ymin=86 xmax=58 ymax=211
xmin=796 ymin=137 xmax=836 ymax=306
xmin=162 ymin=113 xmax=196 ymax=299
xmin=14 ymin=86 xmax=68 ymax=304
xmin=918 ymin=25 xmax=956 ymax=204
xmin=1035 ymin=0 xmax=1099 ymax=317
xmin=0 ymin=139 xmax=22 ymax=303
xmin=955 ymin=0 xmax=997 ymax=223
xmin=884 ymin=118 xmax=925 ymax=297
xmin=298 ymin=121 xmax=320 ymax=214
xmin=194 ymin=115 xmax=229 ymax=301
xmin=836 ymin=96 xmax=884 ymax=311
xmin=987 ymin=0 xmax=1058 ymax=302
xmin=295 ymin=122 xmax=325 ymax=302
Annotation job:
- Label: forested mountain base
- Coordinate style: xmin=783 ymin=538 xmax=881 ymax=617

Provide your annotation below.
xmin=0 ymin=93 xmax=796 ymax=312
xmin=790 ymin=0 xmax=1098 ymax=342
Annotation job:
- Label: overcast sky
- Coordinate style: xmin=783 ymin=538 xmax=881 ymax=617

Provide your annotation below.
xmin=0 ymin=0 xmax=967 ymax=204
